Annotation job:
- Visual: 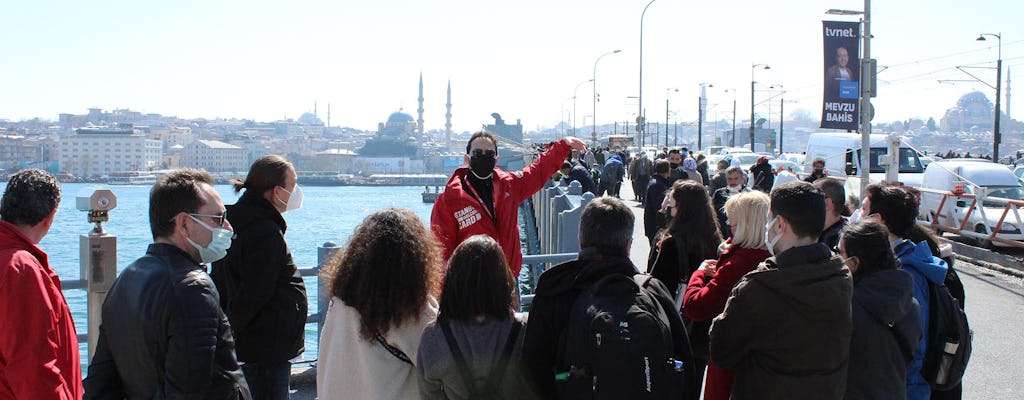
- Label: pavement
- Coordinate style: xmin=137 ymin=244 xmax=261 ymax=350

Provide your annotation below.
xmin=288 ymin=178 xmax=1024 ymax=398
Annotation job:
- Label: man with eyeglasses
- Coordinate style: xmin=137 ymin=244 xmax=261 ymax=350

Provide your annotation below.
xmin=85 ymin=169 xmax=251 ymax=399
xmin=431 ymin=131 xmax=586 ymax=279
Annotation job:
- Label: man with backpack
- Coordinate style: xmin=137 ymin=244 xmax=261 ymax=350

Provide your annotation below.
xmin=709 ymin=181 xmax=853 ymax=399
xmin=522 ymin=197 xmax=696 ymax=400
xmin=859 ymin=184 xmax=971 ymax=399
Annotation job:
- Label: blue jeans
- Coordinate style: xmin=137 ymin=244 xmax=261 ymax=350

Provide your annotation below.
xmin=241 ymin=362 xmax=291 ymax=400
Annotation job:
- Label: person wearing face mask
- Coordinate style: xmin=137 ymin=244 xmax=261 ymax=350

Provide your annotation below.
xmin=838 ymin=220 xmax=921 ymax=400
xmin=432 ymin=131 xmax=587 ymax=279
xmin=711 ymin=166 xmax=751 ymax=239
xmin=708 ymin=181 xmax=852 ymax=400
xmin=85 ymin=169 xmax=250 ymax=399
xmin=210 ymin=155 xmax=308 ymax=400
xmin=804 ymin=157 xmax=828 ymax=183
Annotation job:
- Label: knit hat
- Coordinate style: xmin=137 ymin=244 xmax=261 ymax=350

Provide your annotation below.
xmin=757 ymin=155 xmax=770 ymax=165
xmin=683 ymin=158 xmax=697 ymax=170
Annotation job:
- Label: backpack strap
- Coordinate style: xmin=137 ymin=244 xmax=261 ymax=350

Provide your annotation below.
xmin=375 ymin=333 xmax=413 ymax=365
xmin=439 ymin=319 xmax=479 ymax=396
xmin=482 ymin=320 xmax=523 ymax=393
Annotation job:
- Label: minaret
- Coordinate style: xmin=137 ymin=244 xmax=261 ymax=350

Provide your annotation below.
xmin=417 ymin=72 xmax=425 ymax=137
xmin=327 ymin=102 xmax=331 ymax=128
xmin=445 ymin=79 xmax=453 ymax=151
xmin=314 ymin=101 xmax=317 ymax=118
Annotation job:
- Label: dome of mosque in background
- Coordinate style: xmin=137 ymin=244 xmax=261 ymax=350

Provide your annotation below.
xmin=387 ymin=111 xmax=414 ymax=124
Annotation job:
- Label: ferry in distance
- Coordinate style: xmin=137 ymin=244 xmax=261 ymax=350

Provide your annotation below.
xmin=107 ymin=171 xmax=158 ymax=185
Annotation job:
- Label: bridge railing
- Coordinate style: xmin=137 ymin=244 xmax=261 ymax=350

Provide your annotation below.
xmin=915 ymin=186 xmax=1024 ymax=248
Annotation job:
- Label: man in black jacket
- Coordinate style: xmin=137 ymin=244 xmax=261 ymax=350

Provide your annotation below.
xmin=522 ymin=197 xmax=696 ymax=400
xmin=84 ymin=169 xmax=250 ymax=400
xmin=644 ymin=159 xmax=672 ymax=243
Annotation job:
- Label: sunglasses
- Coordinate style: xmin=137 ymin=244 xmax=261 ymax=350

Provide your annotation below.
xmin=189 ymin=211 xmax=228 ymax=228
xmin=471 ymin=149 xmax=497 ymax=158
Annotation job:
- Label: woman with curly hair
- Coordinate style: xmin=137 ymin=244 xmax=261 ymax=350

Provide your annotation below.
xmin=317 ymin=208 xmax=442 ymax=399
xmin=416 ymin=235 xmax=536 ymax=400
xmin=682 ymin=191 xmax=772 ymax=400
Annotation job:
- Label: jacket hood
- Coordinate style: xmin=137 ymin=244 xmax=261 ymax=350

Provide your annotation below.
xmin=747 ymin=243 xmax=851 ymax=321
xmin=853 ymin=269 xmax=918 ymax=327
xmin=534 ymin=246 xmax=637 ymax=296
xmin=229 ymin=191 xmax=288 ymax=233
xmin=604 ymin=156 xmax=623 ymax=166
xmin=894 ymin=240 xmax=947 ymax=285
xmin=0 ymin=220 xmax=47 ymax=265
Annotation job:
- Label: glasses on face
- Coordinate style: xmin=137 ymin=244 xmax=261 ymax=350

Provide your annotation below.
xmin=189 ymin=211 xmax=228 ymax=228
xmin=471 ymin=149 xmax=497 ymax=158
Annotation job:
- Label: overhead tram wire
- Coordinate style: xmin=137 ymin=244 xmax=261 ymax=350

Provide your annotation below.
xmin=882 ymin=39 xmax=1024 ymax=69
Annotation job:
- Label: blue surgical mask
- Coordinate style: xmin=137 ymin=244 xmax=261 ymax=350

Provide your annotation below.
xmin=187 ymin=215 xmax=233 ymax=264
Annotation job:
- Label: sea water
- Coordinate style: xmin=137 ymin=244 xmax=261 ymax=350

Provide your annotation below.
xmin=37 ymin=183 xmax=435 ymax=372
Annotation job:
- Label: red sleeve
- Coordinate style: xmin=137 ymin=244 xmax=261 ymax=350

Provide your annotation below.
xmin=0 ymin=252 xmax=74 ymax=400
xmin=682 ymin=254 xmax=751 ymax=322
xmin=511 ymin=139 xmax=571 ymax=203
xmin=430 ymin=193 xmax=458 ymax=265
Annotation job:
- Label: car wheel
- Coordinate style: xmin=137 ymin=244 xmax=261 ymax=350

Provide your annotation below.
xmin=974 ymin=224 xmax=992 ymax=248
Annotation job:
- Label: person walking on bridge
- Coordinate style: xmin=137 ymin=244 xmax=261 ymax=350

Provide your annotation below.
xmin=431 ymin=132 xmax=586 ymax=279
xmin=0 ymin=169 xmax=82 ymax=400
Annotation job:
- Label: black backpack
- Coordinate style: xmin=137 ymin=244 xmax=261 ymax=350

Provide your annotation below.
xmin=439 ymin=318 xmax=522 ymax=400
xmin=556 ymin=274 xmax=685 ymax=399
xmin=921 ymin=280 xmax=972 ymax=391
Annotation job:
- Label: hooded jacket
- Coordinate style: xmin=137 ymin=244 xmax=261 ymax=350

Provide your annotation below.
xmin=709 ymin=243 xmax=853 ymax=400
xmin=211 ymin=191 xmax=308 ymax=363
xmin=521 ymin=247 xmax=697 ymax=400
xmin=846 ymin=269 xmax=922 ymax=400
xmin=894 ymin=240 xmax=949 ymax=400
xmin=0 ymin=220 xmax=82 ymax=400
xmin=431 ymin=139 xmax=570 ymax=277
xmin=600 ymin=155 xmax=624 ymax=187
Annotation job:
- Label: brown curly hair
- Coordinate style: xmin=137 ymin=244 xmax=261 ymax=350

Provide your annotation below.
xmin=321 ymin=208 xmax=442 ymax=340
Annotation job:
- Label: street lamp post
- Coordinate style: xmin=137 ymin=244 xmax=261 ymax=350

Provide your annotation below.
xmin=827 ymin=3 xmax=871 ymax=196
xmin=594 ymin=50 xmax=622 ymax=146
xmin=770 ymin=84 xmax=785 ymax=154
xmin=978 ymin=33 xmax=1003 ymax=161
xmin=573 ymin=79 xmax=593 ymax=137
xmin=638 ymin=0 xmax=656 ymax=148
xmin=750 ymin=63 xmax=770 ymax=152
xmin=724 ymin=88 xmax=737 ymax=147
xmin=665 ymin=88 xmax=678 ymax=148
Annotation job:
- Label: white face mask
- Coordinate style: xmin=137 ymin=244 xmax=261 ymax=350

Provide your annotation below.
xmin=727 ymin=184 xmax=742 ymax=193
xmin=277 ymin=185 xmax=303 ymax=212
xmin=848 ymin=208 xmax=861 ymax=223
xmin=764 ymin=216 xmax=781 ymax=256
xmin=187 ymin=215 xmax=233 ymax=264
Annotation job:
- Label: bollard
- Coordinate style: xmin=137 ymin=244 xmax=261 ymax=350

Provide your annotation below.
xmin=317 ymin=242 xmax=343 ymax=338
xmin=76 ymin=188 xmax=118 ymax=360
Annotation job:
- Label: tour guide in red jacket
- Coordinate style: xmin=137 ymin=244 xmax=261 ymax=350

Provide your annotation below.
xmin=431 ymin=132 xmax=587 ymax=277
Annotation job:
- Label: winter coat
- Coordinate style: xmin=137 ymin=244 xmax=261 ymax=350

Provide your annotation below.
xmin=84 ymin=243 xmax=250 ymax=400
xmin=431 ymin=139 xmax=571 ymax=277
xmin=819 ymin=217 xmax=849 ymax=252
xmin=709 ymin=243 xmax=853 ymax=400
xmin=600 ymin=156 xmax=625 ymax=188
xmin=0 ymin=220 xmax=82 ymax=400
xmin=644 ymin=176 xmax=671 ymax=242
xmin=709 ymin=171 xmax=727 ymax=194
xmin=846 ymin=269 xmax=922 ymax=400
xmin=521 ymin=246 xmax=697 ymax=400
xmin=562 ymin=164 xmax=597 ymax=194
xmin=417 ymin=314 xmax=536 ymax=400
xmin=750 ymin=163 xmax=775 ymax=192
xmin=317 ymin=296 xmax=438 ymax=400
xmin=683 ymin=242 xmax=770 ymax=400
xmin=895 ymin=240 xmax=950 ymax=400
xmin=211 ymin=192 xmax=307 ymax=363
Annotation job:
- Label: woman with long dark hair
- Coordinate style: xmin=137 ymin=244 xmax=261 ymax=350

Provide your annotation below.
xmin=416 ymin=235 xmax=535 ymax=400
xmin=317 ymin=208 xmax=442 ymax=399
xmin=839 ymin=220 xmax=921 ymax=399
xmin=647 ymin=179 xmax=723 ymax=296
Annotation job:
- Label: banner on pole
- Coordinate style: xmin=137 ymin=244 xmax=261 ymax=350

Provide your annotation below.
xmin=821 ymin=21 xmax=860 ymax=130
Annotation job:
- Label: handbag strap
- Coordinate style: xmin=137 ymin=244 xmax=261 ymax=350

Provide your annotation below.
xmin=375 ymin=333 xmax=413 ymax=365
xmin=440 ymin=318 xmax=523 ymax=397
xmin=483 ymin=320 xmax=522 ymax=391
xmin=440 ymin=319 xmax=480 ymax=395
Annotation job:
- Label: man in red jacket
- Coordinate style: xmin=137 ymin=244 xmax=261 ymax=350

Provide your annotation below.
xmin=0 ymin=169 xmax=82 ymax=400
xmin=431 ymin=132 xmax=586 ymax=277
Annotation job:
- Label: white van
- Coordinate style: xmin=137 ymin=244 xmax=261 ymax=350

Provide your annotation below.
xmin=920 ymin=159 xmax=1024 ymax=248
xmin=804 ymin=132 xmax=925 ymax=201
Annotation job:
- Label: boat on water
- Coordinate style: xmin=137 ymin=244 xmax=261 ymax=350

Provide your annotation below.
xmin=421 ymin=186 xmax=443 ymax=203
xmin=108 ymin=171 xmax=158 ymax=185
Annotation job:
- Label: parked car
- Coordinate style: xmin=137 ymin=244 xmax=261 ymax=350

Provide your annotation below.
xmin=1014 ymin=165 xmax=1024 ymax=185
xmin=920 ymin=159 xmax=1024 ymax=248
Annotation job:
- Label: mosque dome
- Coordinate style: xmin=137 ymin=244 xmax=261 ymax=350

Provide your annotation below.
xmin=387 ymin=111 xmax=415 ymax=124
xmin=957 ymin=91 xmax=992 ymax=109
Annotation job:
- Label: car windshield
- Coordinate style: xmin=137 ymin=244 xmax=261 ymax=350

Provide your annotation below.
xmin=866 ymin=148 xmax=924 ymax=173
xmin=982 ymin=185 xmax=1024 ymax=207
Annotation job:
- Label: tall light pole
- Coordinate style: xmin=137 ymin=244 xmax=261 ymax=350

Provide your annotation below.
xmin=750 ymin=63 xmax=770 ymax=152
xmin=594 ymin=50 xmax=622 ymax=146
xmin=573 ymin=79 xmax=593 ymax=137
xmin=665 ymin=87 xmax=678 ymax=148
xmin=638 ymin=0 xmax=656 ymax=148
xmin=978 ymin=32 xmax=1003 ymax=161
xmin=828 ymin=1 xmax=872 ymax=196
xmin=724 ymin=88 xmax=737 ymax=146
xmin=770 ymin=84 xmax=785 ymax=154
xmin=698 ymin=83 xmax=712 ymax=150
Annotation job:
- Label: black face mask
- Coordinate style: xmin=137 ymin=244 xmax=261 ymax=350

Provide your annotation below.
xmin=469 ymin=155 xmax=496 ymax=179
xmin=814 ymin=168 xmax=824 ymax=174
xmin=670 ymin=163 xmax=680 ymax=169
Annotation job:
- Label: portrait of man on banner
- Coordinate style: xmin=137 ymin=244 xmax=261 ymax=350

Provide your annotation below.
xmin=821 ymin=20 xmax=861 ymax=130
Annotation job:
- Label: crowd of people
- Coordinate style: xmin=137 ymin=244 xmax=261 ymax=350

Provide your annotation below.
xmin=0 ymin=134 xmax=970 ymax=400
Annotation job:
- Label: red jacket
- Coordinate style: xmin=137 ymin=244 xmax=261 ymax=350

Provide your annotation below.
xmin=683 ymin=240 xmax=770 ymax=400
xmin=431 ymin=140 xmax=571 ymax=277
xmin=0 ymin=220 xmax=83 ymax=400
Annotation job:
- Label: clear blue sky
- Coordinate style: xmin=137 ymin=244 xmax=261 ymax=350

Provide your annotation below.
xmin=2 ymin=0 xmax=1021 ymax=134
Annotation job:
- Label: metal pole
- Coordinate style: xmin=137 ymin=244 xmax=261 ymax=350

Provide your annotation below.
xmin=639 ymin=0 xmax=656 ymax=149
xmin=859 ymin=0 xmax=872 ymax=197
xmin=731 ymin=97 xmax=737 ymax=147
xmin=779 ymin=96 xmax=785 ymax=154
xmin=594 ymin=50 xmax=621 ymax=146
xmin=994 ymin=37 xmax=1003 ymax=161
xmin=665 ymin=96 xmax=670 ymax=148
xmin=697 ymin=95 xmax=704 ymax=150
xmin=750 ymin=77 xmax=756 ymax=151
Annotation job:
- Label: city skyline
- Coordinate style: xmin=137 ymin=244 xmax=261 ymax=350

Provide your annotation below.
xmin=2 ymin=0 xmax=1022 ymax=133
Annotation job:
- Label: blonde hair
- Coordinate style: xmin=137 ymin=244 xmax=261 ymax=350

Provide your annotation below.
xmin=723 ymin=191 xmax=771 ymax=250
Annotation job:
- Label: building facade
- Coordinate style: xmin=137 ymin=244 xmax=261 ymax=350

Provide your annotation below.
xmin=59 ymin=128 xmax=162 ymax=176
xmin=181 ymin=140 xmax=248 ymax=172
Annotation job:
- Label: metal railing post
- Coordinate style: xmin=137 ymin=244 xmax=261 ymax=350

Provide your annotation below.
xmin=316 ymin=242 xmax=342 ymax=337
